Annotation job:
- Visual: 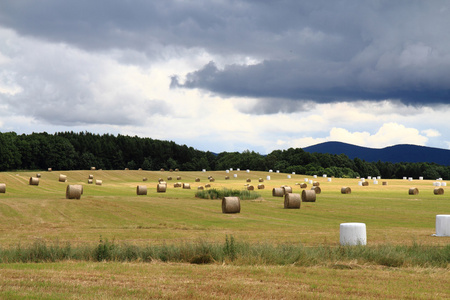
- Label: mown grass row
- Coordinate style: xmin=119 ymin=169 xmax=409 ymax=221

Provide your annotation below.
xmin=1 ymin=236 xmax=449 ymax=268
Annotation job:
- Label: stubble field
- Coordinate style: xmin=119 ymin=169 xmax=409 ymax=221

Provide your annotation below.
xmin=0 ymin=169 xmax=449 ymax=299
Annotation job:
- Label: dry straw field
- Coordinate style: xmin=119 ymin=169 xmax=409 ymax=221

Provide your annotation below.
xmin=0 ymin=169 xmax=449 ymax=299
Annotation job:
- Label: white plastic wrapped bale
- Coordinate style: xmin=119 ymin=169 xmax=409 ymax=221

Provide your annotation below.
xmin=287 ymin=175 xmax=291 ymax=179
xmin=358 ymin=181 xmax=363 ymax=186
xmin=323 ymin=174 xmax=327 ymax=178
xmin=237 ymin=168 xmax=240 ymax=171
xmin=313 ymin=175 xmax=317 ymax=178
xmin=327 ymin=178 xmax=332 ymax=182
xmin=233 ymin=174 xmax=237 ymax=178
xmin=377 ymin=176 xmax=381 ymax=179
xmin=361 ymin=178 xmax=365 ymax=182
xmin=292 ymin=172 xmax=295 ymax=175
xmin=403 ymin=177 xmax=407 ymax=180
xmin=246 ymin=169 xmax=250 ymax=173
xmin=276 ymin=170 xmax=280 ymax=173
xmin=226 ymin=169 xmax=229 ymax=173
xmin=304 ymin=178 xmax=308 ymax=182
xmin=340 ymin=223 xmax=367 ymax=246
xmin=308 ymin=180 xmax=313 ymax=184
xmin=367 ymin=176 xmax=372 ymax=180
xmin=266 ymin=175 xmax=271 ymax=180
xmin=435 ymin=215 xmax=450 ymax=236
xmin=419 ymin=176 xmax=423 ymax=180
xmin=269 ymin=169 xmax=273 ymax=172
xmin=408 ymin=177 xmax=413 ymax=181
xmin=202 ymin=169 xmax=206 ymax=172
xmin=373 ymin=180 xmax=378 ymax=185
xmin=442 ymin=182 xmax=447 ymax=187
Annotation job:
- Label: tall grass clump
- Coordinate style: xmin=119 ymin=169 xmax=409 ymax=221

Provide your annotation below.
xmin=0 ymin=237 xmax=448 ymax=268
xmin=195 ymin=188 xmax=261 ymax=200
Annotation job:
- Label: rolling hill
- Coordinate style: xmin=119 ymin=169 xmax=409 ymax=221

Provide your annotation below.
xmin=302 ymin=141 xmax=450 ymax=165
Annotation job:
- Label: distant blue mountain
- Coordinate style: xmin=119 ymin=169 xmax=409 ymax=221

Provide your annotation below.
xmin=302 ymin=141 xmax=450 ymax=165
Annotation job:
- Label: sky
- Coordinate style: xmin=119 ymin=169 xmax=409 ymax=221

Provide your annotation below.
xmin=1 ymin=0 xmax=450 ymax=154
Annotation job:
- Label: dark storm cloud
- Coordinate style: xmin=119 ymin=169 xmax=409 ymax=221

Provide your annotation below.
xmin=1 ymin=0 xmax=450 ymax=109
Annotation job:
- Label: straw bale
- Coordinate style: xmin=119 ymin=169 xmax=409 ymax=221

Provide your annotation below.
xmin=362 ymin=181 xmax=369 ymax=186
xmin=282 ymin=186 xmax=292 ymax=194
xmin=272 ymin=187 xmax=284 ymax=197
xmin=313 ymin=182 xmax=320 ymax=187
xmin=225 ymin=176 xmax=230 ymax=180
xmin=257 ymin=184 xmax=265 ymax=189
xmin=195 ymin=178 xmax=200 ymax=182
xmin=59 ymin=174 xmax=67 ymax=182
xmin=158 ymin=178 xmax=164 ymax=182
xmin=247 ymin=185 xmax=254 ymax=191
xmin=408 ymin=187 xmax=419 ymax=195
xmin=0 ymin=183 xmax=6 ymax=193
xmin=210 ymin=178 xmax=215 ymax=182
xmin=160 ymin=168 xmax=165 ymax=172
xmin=205 ymin=183 xmax=211 ymax=188
xmin=125 ymin=168 xmax=129 ymax=171
xmin=36 ymin=173 xmax=41 ymax=178
xmin=302 ymin=190 xmax=316 ymax=202
xmin=169 ymin=169 xmax=173 ymax=172
xmin=174 ymin=182 xmax=182 ymax=188
xmin=341 ymin=187 xmax=351 ymax=194
xmin=284 ymin=193 xmax=301 ymax=209
xmin=311 ymin=186 xmax=321 ymax=194
xmin=197 ymin=186 xmax=204 ymax=190
xmin=143 ymin=177 xmax=148 ymax=181
xmin=29 ymin=177 xmax=39 ymax=186
xmin=48 ymin=168 xmax=52 ymax=172
xmin=183 ymin=183 xmax=191 ymax=189
xmin=157 ymin=183 xmax=167 ymax=192
xmin=88 ymin=179 xmax=93 ymax=184
xmin=175 ymin=168 xmax=179 ymax=172
xmin=95 ymin=180 xmax=102 ymax=186
xmin=167 ymin=176 xmax=173 ymax=180
xmin=246 ymin=178 xmax=251 ymax=182
xmin=66 ymin=185 xmax=82 ymax=199
xmin=434 ymin=188 xmax=444 ymax=195
xmin=300 ymin=183 xmax=307 ymax=188
xmin=88 ymin=174 xmax=94 ymax=179
xmin=382 ymin=181 xmax=387 ymax=185
xmin=177 ymin=176 xmax=181 ymax=180
xmin=136 ymin=185 xmax=147 ymax=195
xmin=222 ymin=197 xmax=241 ymax=213
xmin=91 ymin=167 xmax=96 ymax=170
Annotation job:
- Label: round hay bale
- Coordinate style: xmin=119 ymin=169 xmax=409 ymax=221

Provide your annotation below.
xmin=160 ymin=168 xmax=165 ymax=172
xmin=210 ymin=178 xmax=215 ymax=182
xmin=66 ymin=185 xmax=82 ymax=199
xmin=247 ymin=185 xmax=254 ymax=191
xmin=36 ymin=173 xmax=41 ymax=178
xmin=195 ymin=178 xmax=200 ymax=182
xmin=257 ymin=184 xmax=265 ymax=189
xmin=175 ymin=168 xmax=179 ymax=172
xmin=167 ymin=176 xmax=173 ymax=180
xmin=408 ymin=188 xmax=419 ymax=195
xmin=95 ymin=180 xmax=102 ymax=186
xmin=136 ymin=185 xmax=147 ymax=195
xmin=313 ymin=182 xmax=320 ymax=187
xmin=302 ymin=190 xmax=316 ymax=202
xmin=225 ymin=176 xmax=230 ymax=180
xmin=183 ymin=183 xmax=191 ymax=189
xmin=282 ymin=186 xmax=292 ymax=194
xmin=436 ymin=215 xmax=450 ymax=236
xmin=284 ymin=193 xmax=301 ymax=209
xmin=91 ymin=167 xmax=96 ymax=170
xmin=205 ymin=183 xmax=211 ymax=188
xmin=341 ymin=187 xmax=351 ymax=194
xmin=382 ymin=181 xmax=387 ymax=186
xmin=59 ymin=174 xmax=67 ymax=182
xmin=47 ymin=168 xmax=52 ymax=172
xmin=246 ymin=178 xmax=251 ymax=182
xmin=157 ymin=183 xmax=167 ymax=192
xmin=222 ymin=197 xmax=240 ymax=214
xmin=197 ymin=186 xmax=204 ymax=190
xmin=434 ymin=188 xmax=444 ymax=195
xmin=177 ymin=176 xmax=181 ymax=180
xmin=174 ymin=182 xmax=182 ymax=188
xmin=88 ymin=179 xmax=93 ymax=184
xmin=0 ymin=183 xmax=6 ymax=193
xmin=88 ymin=174 xmax=94 ymax=179
xmin=143 ymin=177 xmax=148 ymax=181
xmin=272 ymin=187 xmax=284 ymax=197
xmin=124 ymin=168 xmax=129 ymax=171
xmin=362 ymin=181 xmax=369 ymax=186
xmin=300 ymin=183 xmax=307 ymax=189
xmin=158 ymin=178 xmax=164 ymax=183
xmin=259 ymin=178 xmax=264 ymax=182
xmin=340 ymin=223 xmax=367 ymax=246
xmin=311 ymin=186 xmax=321 ymax=194
xmin=169 ymin=169 xmax=173 ymax=172
xmin=29 ymin=177 xmax=40 ymax=186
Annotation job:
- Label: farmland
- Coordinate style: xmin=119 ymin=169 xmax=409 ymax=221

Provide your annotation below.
xmin=0 ymin=169 xmax=449 ymax=298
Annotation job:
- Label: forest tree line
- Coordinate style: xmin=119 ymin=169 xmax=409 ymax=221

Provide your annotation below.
xmin=1 ymin=131 xmax=449 ymax=179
